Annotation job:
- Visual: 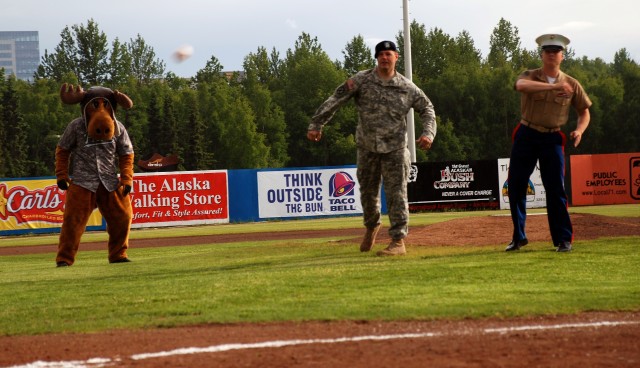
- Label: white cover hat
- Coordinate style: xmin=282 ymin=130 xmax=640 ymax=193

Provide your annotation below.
xmin=535 ymin=34 xmax=570 ymax=50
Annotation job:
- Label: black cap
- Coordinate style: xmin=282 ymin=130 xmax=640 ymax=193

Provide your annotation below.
xmin=374 ymin=41 xmax=397 ymax=58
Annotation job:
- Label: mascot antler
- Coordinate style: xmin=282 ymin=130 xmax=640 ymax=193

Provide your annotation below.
xmin=60 ymin=83 xmax=85 ymax=105
xmin=113 ymin=90 xmax=133 ymax=110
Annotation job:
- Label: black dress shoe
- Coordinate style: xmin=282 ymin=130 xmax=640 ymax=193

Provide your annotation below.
xmin=56 ymin=261 xmax=69 ymax=267
xmin=110 ymin=258 xmax=132 ymax=264
xmin=505 ymin=238 xmax=529 ymax=251
xmin=556 ymin=242 xmax=572 ymax=252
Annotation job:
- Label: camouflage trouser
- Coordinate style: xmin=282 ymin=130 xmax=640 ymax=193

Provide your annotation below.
xmin=357 ymin=147 xmax=410 ymax=240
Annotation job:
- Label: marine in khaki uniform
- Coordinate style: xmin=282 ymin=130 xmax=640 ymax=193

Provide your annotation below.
xmin=506 ymin=34 xmax=592 ymax=253
xmin=307 ymin=40 xmax=436 ymax=256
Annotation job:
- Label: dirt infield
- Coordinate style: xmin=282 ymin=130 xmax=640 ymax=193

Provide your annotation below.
xmin=1 ymin=312 xmax=639 ymax=368
xmin=3 ymin=213 xmax=639 ymax=256
xmin=1 ymin=213 xmax=639 ymax=367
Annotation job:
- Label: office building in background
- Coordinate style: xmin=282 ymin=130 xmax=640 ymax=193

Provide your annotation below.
xmin=0 ymin=31 xmax=40 ymax=81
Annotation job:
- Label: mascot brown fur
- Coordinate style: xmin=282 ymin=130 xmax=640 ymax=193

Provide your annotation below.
xmin=55 ymin=83 xmax=135 ymax=267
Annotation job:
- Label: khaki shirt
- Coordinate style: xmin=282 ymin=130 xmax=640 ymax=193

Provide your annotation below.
xmin=308 ymin=68 xmax=436 ymax=153
xmin=58 ymin=118 xmax=134 ymax=193
xmin=517 ymin=68 xmax=592 ymax=129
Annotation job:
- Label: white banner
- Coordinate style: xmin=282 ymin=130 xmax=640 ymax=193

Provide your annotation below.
xmin=258 ymin=168 xmax=362 ymax=219
xmin=497 ymin=158 xmax=547 ymax=210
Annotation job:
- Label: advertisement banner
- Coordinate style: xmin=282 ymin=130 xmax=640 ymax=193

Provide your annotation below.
xmin=130 ymin=171 xmax=229 ymax=228
xmin=570 ymin=153 xmax=640 ymax=206
xmin=497 ymin=158 xmax=547 ymax=210
xmin=257 ymin=167 xmax=362 ymax=219
xmin=408 ymin=160 xmax=499 ymax=211
xmin=0 ymin=178 xmax=102 ymax=235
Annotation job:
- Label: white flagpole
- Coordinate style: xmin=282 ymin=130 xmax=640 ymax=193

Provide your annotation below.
xmin=403 ymin=0 xmax=416 ymax=162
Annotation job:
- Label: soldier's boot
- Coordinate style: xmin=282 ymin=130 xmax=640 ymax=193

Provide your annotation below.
xmin=360 ymin=224 xmax=382 ymax=252
xmin=376 ymin=239 xmax=406 ymax=256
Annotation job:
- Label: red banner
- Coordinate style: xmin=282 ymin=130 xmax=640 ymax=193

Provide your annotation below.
xmin=130 ymin=171 xmax=229 ymax=228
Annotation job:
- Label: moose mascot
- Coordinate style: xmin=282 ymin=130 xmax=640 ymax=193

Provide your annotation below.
xmin=55 ymin=83 xmax=135 ymax=267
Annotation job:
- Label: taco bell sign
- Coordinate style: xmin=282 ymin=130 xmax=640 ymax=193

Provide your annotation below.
xmin=257 ymin=168 xmax=362 ymax=219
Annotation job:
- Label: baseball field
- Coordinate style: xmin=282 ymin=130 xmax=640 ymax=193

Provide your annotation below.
xmin=1 ymin=204 xmax=639 ymax=367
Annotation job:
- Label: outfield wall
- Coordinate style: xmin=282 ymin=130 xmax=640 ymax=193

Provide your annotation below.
xmin=406 ymin=159 xmax=549 ymax=211
xmin=1 ymin=154 xmax=638 ymax=236
xmin=569 ymin=153 xmax=640 ymax=206
xmin=0 ymin=165 xmax=368 ymax=236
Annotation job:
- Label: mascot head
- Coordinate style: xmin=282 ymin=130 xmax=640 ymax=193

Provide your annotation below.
xmin=60 ymin=83 xmax=133 ymax=141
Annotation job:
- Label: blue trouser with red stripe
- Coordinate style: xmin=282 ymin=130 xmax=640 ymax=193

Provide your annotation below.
xmin=507 ymin=124 xmax=573 ymax=246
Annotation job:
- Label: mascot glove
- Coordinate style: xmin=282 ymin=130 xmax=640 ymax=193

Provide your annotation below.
xmin=57 ymin=179 xmax=69 ymax=191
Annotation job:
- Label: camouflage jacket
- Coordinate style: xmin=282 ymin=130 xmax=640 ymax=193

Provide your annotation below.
xmin=308 ymin=68 xmax=436 ymax=153
xmin=58 ymin=117 xmax=134 ymax=193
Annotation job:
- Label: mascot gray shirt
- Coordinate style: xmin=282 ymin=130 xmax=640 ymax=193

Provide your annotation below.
xmin=57 ymin=118 xmax=134 ymax=193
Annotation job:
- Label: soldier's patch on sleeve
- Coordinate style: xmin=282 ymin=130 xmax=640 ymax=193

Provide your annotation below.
xmin=346 ymin=78 xmax=355 ymax=91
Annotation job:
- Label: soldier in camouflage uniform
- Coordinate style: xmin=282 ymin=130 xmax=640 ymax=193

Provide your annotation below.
xmin=307 ymin=40 xmax=436 ymax=256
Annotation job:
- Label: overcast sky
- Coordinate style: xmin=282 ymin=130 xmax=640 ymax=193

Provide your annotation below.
xmin=3 ymin=0 xmax=639 ymax=78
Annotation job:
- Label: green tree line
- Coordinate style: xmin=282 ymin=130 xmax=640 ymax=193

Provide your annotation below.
xmin=1 ymin=18 xmax=638 ymax=178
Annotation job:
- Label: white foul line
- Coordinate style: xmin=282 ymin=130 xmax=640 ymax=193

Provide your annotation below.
xmin=6 ymin=320 xmax=639 ymax=368
xmin=130 ymin=332 xmax=442 ymax=360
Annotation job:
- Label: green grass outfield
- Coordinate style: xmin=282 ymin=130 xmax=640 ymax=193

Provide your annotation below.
xmin=0 ymin=204 xmax=638 ymax=336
